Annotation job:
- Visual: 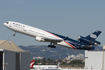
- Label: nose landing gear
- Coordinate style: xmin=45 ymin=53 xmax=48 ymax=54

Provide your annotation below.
xmin=13 ymin=32 xmax=16 ymax=36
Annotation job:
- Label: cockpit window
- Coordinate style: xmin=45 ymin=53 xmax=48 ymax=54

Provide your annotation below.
xmin=6 ymin=22 xmax=8 ymax=24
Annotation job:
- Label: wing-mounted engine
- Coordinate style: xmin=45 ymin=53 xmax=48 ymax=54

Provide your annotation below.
xmin=35 ymin=36 xmax=45 ymax=42
xmin=78 ymin=36 xmax=100 ymax=46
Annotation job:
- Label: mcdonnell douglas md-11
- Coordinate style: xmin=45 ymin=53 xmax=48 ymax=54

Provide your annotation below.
xmin=4 ymin=21 xmax=102 ymax=50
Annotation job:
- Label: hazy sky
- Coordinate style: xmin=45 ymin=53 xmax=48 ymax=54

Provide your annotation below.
xmin=0 ymin=0 xmax=105 ymax=46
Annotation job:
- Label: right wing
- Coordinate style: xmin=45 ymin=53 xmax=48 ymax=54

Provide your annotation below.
xmin=35 ymin=36 xmax=63 ymax=43
xmin=44 ymin=37 xmax=63 ymax=42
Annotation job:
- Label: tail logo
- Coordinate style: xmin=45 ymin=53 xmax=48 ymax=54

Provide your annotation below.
xmin=30 ymin=62 xmax=34 ymax=68
xmin=30 ymin=59 xmax=35 ymax=69
xmin=90 ymin=34 xmax=97 ymax=39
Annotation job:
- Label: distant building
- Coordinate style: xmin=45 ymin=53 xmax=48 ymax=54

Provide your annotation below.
xmin=75 ymin=54 xmax=84 ymax=59
xmin=33 ymin=57 xmax=43 ymax=60
xmin=71 ymin=55 xmax=76 ymax=59
xmin=85 ymin=50 xmax=105 ymax=69
xmin=65 ymin=54 xmax=84 ymax=60
xmin=0 ymin=40 xmax=30 ymax=70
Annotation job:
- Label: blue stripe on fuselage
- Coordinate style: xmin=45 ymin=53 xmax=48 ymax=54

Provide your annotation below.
xmin=48 ymin=31 xmax=87 ymax=49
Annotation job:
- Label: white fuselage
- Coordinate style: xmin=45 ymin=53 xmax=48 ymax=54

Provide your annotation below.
xmin=4 ymin=21 xmax=74 ymax=49
xmin=33 ymin=65 xmax=61 ymax=69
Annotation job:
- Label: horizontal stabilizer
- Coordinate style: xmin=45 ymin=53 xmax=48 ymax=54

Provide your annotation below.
xmin=82 ymin=45 xmax=92 ymax=48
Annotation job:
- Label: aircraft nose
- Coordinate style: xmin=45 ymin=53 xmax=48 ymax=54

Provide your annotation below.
xmin=4 ymin=22 xmax=6 ymax=26
xmin=4 ymin=22 xmax=8 ymax=27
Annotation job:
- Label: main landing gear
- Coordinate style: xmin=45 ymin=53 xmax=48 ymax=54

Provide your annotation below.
xmin=48 ymin=45 xmax=56 ymax=48
xmin=13 ymin=32 xmax=16 ymax=36
xmin=48 ymin=42 xmax=56 ymax=48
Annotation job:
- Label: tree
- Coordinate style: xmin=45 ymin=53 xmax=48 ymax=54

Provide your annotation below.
xmin=37 ymin=59 xmax=41 ymax=63
xmin=43 ymin=57 xmax=46 ymax=62
xmin=69 ymin=60 xmax=83 ymax=65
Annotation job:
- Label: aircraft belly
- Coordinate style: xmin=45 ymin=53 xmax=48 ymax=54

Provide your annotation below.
xmin=57 ymin=41 xmax=73 ymax=49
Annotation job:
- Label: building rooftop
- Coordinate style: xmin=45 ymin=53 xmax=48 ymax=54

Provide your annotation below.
xmin=0 ymin=40 xmax=25 ymax=52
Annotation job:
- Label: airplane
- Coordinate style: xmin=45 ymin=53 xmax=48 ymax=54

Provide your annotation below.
xmin=30 ymin=59 xmax=35 ymax=69
xmin=4 ymin=21 xmax=102 ymax=50
xmin=31 ymin=63 xmax=62 ymax=69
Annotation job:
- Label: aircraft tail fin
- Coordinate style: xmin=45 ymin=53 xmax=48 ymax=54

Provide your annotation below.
xmin=85 ymin=30 xmax=102 ymax=41
xmin=30 ymin=59 xmax=35 ymax=69
xmin=57 ymin=62 xmax=60 ymax=69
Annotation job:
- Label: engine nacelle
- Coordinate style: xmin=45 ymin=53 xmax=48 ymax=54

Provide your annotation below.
xmin=35 ymin=36 xmax=45 ymax=42
xmin=78 ymin=36 xmax=100 ymax=46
